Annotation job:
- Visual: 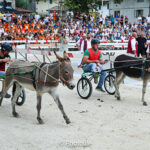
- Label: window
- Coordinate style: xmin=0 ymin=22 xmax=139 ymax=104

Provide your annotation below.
xmin=107 ymin=3 xmax=109 ymax=9
xmin=137 ymin=0 xmax=144 ymax=2
xmin=49 ymin=0 xmax=52 ymax=4
xmin=136 ymin=10 xmax=143 ymax=17
xmin=114 ymin=11 xmax=120 ymax=17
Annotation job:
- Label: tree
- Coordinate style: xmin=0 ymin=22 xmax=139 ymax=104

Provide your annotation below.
xmin=16 ymin=0 xmax=28 ymax=9
xmin=114 ymin=0 xmax=124 ymax=3
xmin=64 ymin=0 xmax=104 ymax=13
xmin=64 ymin=0 xmax=122 ymax=14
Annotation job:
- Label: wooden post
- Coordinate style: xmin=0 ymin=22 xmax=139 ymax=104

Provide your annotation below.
xmin=43 ymin=55 xmax=46 ymax=62
xmin=15 ymin=45 xmax=17 ymax=59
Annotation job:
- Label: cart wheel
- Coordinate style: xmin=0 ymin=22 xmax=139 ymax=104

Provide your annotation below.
xmin=16 ymin=89 xmax=26 ymax=106
xmin=77 ymin=77 xmax=92 ymax=99
xmin=104 ymin=74 xmax=116 ymax=95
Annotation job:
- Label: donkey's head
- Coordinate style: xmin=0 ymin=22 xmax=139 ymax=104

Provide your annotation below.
xmin=54 ymin=51 xmax=75 ymax=90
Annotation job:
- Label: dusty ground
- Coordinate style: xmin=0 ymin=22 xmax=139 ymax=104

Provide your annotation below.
xmin=0 ymin=52 xmax=150 ymax=150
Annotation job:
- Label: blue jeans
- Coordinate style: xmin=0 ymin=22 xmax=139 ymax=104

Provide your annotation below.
xmin=0 ymin=71 xmax=5 ymax=76
xmin=83 ymin=63 xmax=106 ymax=87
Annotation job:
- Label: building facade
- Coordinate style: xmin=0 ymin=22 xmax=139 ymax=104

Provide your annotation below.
xmin=0 ymin=0 xmax=15 ymax=8
xmin=36 ymin=0 xmax=60 ymax=14
xmin=109 ymin=0 xmax=150 ymax=23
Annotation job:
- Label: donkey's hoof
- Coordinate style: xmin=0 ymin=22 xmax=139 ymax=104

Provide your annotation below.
xmin=13 ymin=112 xmax=19 ymax=118
xmin=117 ymin=97 xmax=120 ymax=101
xmin=143 ymin=102 xmax=148 ymax=106
xmin=37 ymin=118 xmax=44 ymax=124
xmin=65 ymin=118 xmax=71 ymax=124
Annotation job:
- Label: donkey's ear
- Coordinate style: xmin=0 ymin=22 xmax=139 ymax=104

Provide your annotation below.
xmin=54 ymin=50 xmax=64 ymax=62
xmin=63 ymin=51 xmax=70 ymax=62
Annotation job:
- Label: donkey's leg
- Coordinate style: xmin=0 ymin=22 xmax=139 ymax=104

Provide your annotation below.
xmin=114 ymin=71 xmax=125 ymax=100
xmin=11 ymin=83 xmax=23 ymax=117
xmin=50 ymin=91 xmax=71 ymax=124
xmin=0 ymin=79 xmax=13 ymax=106
xmin=142 ymin=79 xmax=149 ymax=106
xmin=36 ymin=93 xmax=44 ymax=124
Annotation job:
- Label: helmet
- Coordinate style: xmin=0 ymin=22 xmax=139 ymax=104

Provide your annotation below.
xmin=1 ymin=42 xmax=13 ymax=52
xmin=91 ymin=39 xmax=100 ymax=45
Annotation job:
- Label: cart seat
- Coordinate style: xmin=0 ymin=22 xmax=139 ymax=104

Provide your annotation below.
xmin=82 ymin=72 xmax=93 ymax=77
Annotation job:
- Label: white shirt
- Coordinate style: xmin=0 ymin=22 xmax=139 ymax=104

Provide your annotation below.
xmin=35 ymin=15 xmax=40 ymax=22
xmin=147 ymin=17 xmax=150 ymax=23
xmin=87 ymin=39 xmax=91 ymax=49
xmin=128 ymin=37 xmax=136 ymax=57
xmin=131 ymin=38 xmax=136 ymax=51
xmin=146 ymin=44 xmax=150 ymax=53
xmin=80 ymin=40 xmax=85 ymax=53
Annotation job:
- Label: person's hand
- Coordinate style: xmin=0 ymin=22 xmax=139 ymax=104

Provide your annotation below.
xmin=3 ymin=58 xmax=11 ymax=63
xmin=94 ymin=60 xmax=100 ymax=63
xmin=104 ymin=59 xmax=109 ymax=64
xmin=7 ymin=59 xmax=13 ymax=63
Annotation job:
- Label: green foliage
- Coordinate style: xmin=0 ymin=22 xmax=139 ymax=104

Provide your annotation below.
xmin=114 ymin=0 xmax=124 ymax=4
xmin=64 ymin=0 xmax=109 ymax=13
xmin=16 ymin=0 xmax=28 ymax=9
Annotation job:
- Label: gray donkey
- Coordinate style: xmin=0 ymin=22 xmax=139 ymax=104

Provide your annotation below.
xmin=114 ymin=54 xmax=150 ymax=106
xmin=0 ymin=51 xmax=75 ymax=124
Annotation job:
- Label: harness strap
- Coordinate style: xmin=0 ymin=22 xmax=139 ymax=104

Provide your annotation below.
xmin=31 ymin=63 xmax=41 ymax=89
xmin=44 ymin=64 xmax=49 ymax=86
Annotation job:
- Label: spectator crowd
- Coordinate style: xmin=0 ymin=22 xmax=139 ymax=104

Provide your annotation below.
xmin=0 ymin=11 xmax=149 ymax=43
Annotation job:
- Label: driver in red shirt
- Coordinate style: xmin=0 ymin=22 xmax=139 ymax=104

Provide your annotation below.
xmin=82 ymin=39 xmax=108 ymax=92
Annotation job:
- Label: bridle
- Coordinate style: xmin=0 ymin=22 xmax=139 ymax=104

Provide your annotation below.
xmin=36 ymin=62 xmax=71 ymax=87
xmin=59 ymin=62 xmax=72 ymax=87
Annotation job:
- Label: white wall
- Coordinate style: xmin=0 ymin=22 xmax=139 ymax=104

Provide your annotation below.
xmin=36 ymin=0 xmax=59 ymax=14
xmin=98 ymin=5 xmax=109 ymax=18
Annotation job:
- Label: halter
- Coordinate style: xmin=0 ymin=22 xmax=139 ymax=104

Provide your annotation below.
xmin=35 ymin=62 xmax=71 ymax=87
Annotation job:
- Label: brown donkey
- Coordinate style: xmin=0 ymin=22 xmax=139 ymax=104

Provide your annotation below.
xmin=0 ymin=51 xmax=75 ymax=124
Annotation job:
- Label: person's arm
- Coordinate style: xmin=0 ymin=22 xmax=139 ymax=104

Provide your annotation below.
xmin=76 ymin=39 xmax=81 ymax=50
xmin=0 ymin=57 xmax=11 ymax=63
xmin=146 ymin=44 xmax=150 ymax=57
xmin=99 ymin=53 xmax=109 ymax=64
xmin=82 ymin=55 xmax=98 ymax=64
xmin=63 ymin=37 xmax=67 ymax=44
xmin=144 ymin=39 xmax=147 ymax=48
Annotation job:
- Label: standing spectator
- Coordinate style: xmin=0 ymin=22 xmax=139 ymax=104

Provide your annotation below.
xmin=87 ymin=33 xmax=92 ymax=49
xmin=125 ymin=16 xmax=128 ymax=25
xmin=137 ymin=15 xmax=142 ymax=25
xmin=137 ymin=32 xmax=147 ymax=57
xmin=142 ymin=15 xmax=146 ymax=25
xmin=147 ymin=14 xmax=150 ymax=24
xmin=120 ymin=15 xmax=124 ymax=26
xmin=115 ymin=13 xmax=120 ymax=24
xmin=53 ymin=11 xmax=57 ymax=22
xmin=59 ymin=33 xmax=68 ymax=51
xmin=110 ymin=14 xmax=115 ymax=26
xmin=76 ymin=33 xmax=87 ymax=53
xmin=127 ymin=32 xmax=138 ymax=57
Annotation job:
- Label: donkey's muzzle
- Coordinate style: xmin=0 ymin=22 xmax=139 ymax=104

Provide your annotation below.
xmin=69 ymin=81 xmax=75 ymax=90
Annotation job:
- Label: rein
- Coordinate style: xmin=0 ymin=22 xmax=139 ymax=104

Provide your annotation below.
xmin=34 ymin=62 xmax=70 ymax=87
xmin=0 ymin=62 xmax=70 ymax=88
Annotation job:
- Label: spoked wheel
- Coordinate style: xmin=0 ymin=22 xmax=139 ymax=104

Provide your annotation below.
xmin=16 ymin=89 xmax=26 ymax=106
xmin=77 ymin=77 xmax=92 ymax=99
xmin=104 ymin=74 xmax=116 ymax=95
xmin=12 ymin=83 xmax=26 ymax=106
